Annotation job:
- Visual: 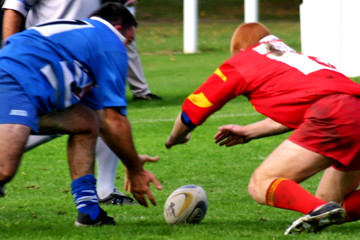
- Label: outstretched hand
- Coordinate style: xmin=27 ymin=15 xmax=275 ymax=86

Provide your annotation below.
xmin=165 ymin=133 xmax=191 ymax=149
xmin=214 ymin=124 xmax=251 ymax=147
xmin=124 ymin=154 xmax=160 ymax=192
xmin=128 ymin=169 xmax=162 ymax=207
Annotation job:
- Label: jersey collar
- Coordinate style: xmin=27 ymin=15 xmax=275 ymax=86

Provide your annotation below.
xmin=259 ymin=35 xmax=279 ymax=43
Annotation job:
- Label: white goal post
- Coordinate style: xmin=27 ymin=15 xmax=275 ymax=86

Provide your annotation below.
xmin=183 ymin=0 xmax=259 ymax=54
xmin=300 ymin=0 xmax=360 ymax=77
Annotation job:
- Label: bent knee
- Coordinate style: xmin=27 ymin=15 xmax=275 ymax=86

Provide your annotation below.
xmin=0 ymin=168 xmax=17 ymax=184
xmin=67 ymin=104 xmax=100 ymax=135
xmin=248 ymin=175 xmax=264 ymax=204
xmin=248 ymin=170 xmax=274 ymax=205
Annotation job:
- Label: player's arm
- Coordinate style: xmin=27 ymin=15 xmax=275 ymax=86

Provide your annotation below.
xmin=166 ymin=63 xmax=244 ymax=148
xmin=2 ymin=9 xmax=25 ymax=42
xmin=96 ymin=107 xmax=162 ymax=207
xmin=248 ymin=117 xmax=292 ymax=137
xmin=165 ymin=112 xmax=193 ymax=149
xmin=214 ymin=118 xmax=292 ymax=147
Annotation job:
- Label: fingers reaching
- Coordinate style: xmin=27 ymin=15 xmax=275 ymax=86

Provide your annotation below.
xmin=124 ymin=175 xmax=130 ymax=192
xmin=214 ymin=130 xmax=231 ymax=143
xmin=151 ymin=174 xmax=163 ymax=190
xmin=218 ymin=135 xmax=246 ymax=146
xmin=146 ymin=190 xmax=157 ymax=206
xmin=129 ymin=170 xmax=163 ymax=207
xmin=139 ymin=154 xmax=160 ymax=164
xmin=165 ymin=137 xmax=173 ymax=149
xmin=214 ymin=125 xmax=249 ymax=147
xmin=132 ymin=186 xmax=158 ymax=207
xmin=124 ymin=155 xmax=160 ymax=191
xmin=132 ymin=192 xmax=148 ymax=207
xmin=165 ymin=133 xmax=191 ymax=149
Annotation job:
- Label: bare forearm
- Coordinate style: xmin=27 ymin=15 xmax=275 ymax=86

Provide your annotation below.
xmin=245 ymin=118 xmax=291 ymax=139
xmin=2 ymin=9 xmax=24 ymax=42
xmin=98 ymin=109 xmax=143 ymax=173
xmin=165 ymin=112 xmax=192 ymax=148
xmin=169 ymin=113 xmax=192 ymax=140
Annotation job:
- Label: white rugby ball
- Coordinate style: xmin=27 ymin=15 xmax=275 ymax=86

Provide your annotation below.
xmin=164 ymin=185 xmax=208 ymax=224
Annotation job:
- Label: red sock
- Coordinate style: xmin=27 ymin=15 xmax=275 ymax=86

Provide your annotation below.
xmin=266 ymin=178 xmax=327 ymax=214
xmin=343 ymin=190 xmax=360 ymax=222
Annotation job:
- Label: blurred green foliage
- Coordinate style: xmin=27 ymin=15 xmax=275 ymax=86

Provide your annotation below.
xmin=137 ymin=0 xmax=302 ymax=22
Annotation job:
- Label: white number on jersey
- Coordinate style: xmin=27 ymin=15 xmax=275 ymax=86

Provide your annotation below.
xmin=253 ymin=43 xmax=339 ymax=75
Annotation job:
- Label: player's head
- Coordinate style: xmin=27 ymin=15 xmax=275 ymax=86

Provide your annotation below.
xmin=90 ymin=3 xmax=137 ymax=45
xmin=230 ymin=22 xmax=270 ymax=55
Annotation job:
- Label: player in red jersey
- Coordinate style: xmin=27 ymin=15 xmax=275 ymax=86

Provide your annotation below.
xmin=165 ymin=22 xmax=360 ymax=235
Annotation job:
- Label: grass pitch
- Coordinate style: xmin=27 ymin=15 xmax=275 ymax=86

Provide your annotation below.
xmin=1 ymin=19 xmax=359 ymax=240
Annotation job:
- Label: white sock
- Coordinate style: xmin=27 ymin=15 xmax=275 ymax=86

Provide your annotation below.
xmin=25 ymin=135 xmax=61 ymax=152
xmin=95 ymin=137 xmax=119 ymax=199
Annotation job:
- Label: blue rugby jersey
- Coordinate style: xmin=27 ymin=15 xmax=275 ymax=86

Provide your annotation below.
xmin=0 ymin=17 xmax=128 ymax=115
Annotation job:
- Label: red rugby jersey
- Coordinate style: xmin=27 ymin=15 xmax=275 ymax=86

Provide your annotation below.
xmin=182 ymin=36 xmax=360 ymax=129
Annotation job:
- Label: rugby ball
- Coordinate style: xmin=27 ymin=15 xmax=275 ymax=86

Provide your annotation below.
xmin=164 ymin=185 xmax=208 ymax=224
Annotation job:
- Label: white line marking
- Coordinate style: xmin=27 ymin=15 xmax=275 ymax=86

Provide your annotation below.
xmin=130 ymin=112 xmax=261 ymax=124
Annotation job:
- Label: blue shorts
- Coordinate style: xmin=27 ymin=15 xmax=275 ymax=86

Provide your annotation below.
xmin=0 ymin=70 xmax=40 ymax=132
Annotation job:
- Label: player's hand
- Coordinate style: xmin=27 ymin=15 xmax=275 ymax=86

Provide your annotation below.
xmin=124 ymin=154 xmax=160 ymax=191
xmin=138 ymin=154 xmax=160 ymax=164
xmin=165 ymin=133 xmax=191 ymax=149
xmin=214 ymin=124 xmax=251 ymax=147
xmin=128 ymin=169 xmax=162 ymax=207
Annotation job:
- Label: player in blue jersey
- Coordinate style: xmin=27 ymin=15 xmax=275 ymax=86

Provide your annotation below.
xmin=1 ymin=0 xmax=161 ymax=205
xmin=0 ymin=3 xmax=162 ymax=226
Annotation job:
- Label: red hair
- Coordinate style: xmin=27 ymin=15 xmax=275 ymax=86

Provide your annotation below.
xmin=230 ymin=22 xmax=270 ymax=55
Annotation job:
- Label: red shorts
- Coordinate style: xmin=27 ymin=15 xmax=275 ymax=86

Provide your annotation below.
xmin=288 ymin=94 xmax=360 ymax=171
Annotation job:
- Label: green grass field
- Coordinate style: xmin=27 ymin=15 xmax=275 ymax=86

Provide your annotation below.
xmin=1 ymin=11 xmax=360 ymax=240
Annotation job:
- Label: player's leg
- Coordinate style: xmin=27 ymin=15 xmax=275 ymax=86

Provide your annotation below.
xmin=0 ymin=124 xmax=31 ymax=196
xmin=0 ymin=73 xmax=35 ymax=196
xmin=316 ymin=167 xmax=360 ymax=222
xmin=38 ymin=104 xmax=115 ymax=226
xmin=248 ymin=140 xmax=345 ymax=235
xmin=96 ymin=137 xmax=118 ymax=198
xmin=249 ymin=139 xmax=333 ymax=208
xmin=126 ymin=40 xmax=151 ymax=98
xmin=124 ymin=5 xmax=159 ymax=100
xmin=39 ymin=103 xmax=99 ymax=179
xmin=273 ymin=94 xmax=360 ymax=234
xmin=95 ymin=137 xmax=135 ymax=205
xmin=126 ymin=41 xmax=162 ymax=100
xmin=25 ymin=135 xmax=62 ymax=152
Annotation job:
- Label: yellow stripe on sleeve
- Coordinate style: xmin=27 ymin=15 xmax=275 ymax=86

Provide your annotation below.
xmin=214 ymin=68 xmax=227 ymax=82
xmin=187 ymin=92 xmax=213 ymax=108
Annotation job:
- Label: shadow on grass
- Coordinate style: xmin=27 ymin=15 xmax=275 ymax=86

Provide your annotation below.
xmin=127 ymin=93 xmax=249 ymax=110
xmin=127 ymin=93 xmax=190 ymax=109
xmin=0 ymin=209 xmax=356 ymax=239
